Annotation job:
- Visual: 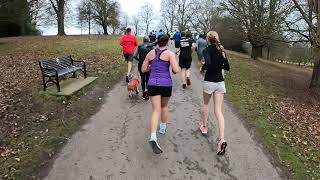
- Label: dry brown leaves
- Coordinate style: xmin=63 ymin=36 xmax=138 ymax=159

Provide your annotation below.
xmin=0 ymin=35 xmax=121 ymax=146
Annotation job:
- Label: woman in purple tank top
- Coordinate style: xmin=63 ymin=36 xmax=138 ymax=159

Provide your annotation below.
xmin=142 ymin=35 xmax=180 ymax=154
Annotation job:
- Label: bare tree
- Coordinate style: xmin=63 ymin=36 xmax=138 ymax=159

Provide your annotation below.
xmin=222 ymin=0 xmax=292 ymax=59
xmin=28 ymin=0 xmax=46 ymax=25
xmin=47 ymin=0 xmax=67 ymax=35
xmin=160 ymin=0 xmax=178 ymax=32
xmin=292 ymin=0 xmax=320 ymax=87
xmin=120 ymin=14 xmax=130 ymax=32
xmin=77 ymin=0 xmax=94 ymax=35
xmin=91 ymin=0 xmax=120 ymax=35
xmin=176 ymin=0 xmax=193 ymax=32
xmin=140 ymin=3 xmax=154 ymax=34
xmin=188 ymin=0 xmax=219 ymax=34
xmin=132 ymin=16 xmax=140 ymax=36
xmin=110 ymin=15 xmax=120 ymax=35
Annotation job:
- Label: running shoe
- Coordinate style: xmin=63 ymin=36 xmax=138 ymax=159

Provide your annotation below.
xmin=149 ymin=140 xmax=163 ymax=154
xmin=142 ymin=91 xmax=146 ymax=100
xmin=159 ymin=123 xmax=167 ymax=134
xmin=186 ymin=77 xmax=191 ymax=86
xmin=217 ymin=140 xmax=227 ymax=156
xmin=182 ymin=84 xmax=187 ymax=89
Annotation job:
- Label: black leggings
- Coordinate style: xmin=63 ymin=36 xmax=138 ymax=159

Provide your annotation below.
xmin=139 ymin=69 xmax=150 ymax=92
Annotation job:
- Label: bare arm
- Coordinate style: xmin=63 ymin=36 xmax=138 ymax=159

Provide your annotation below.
xmin=169 ymin=52 xmax=180 ymax=73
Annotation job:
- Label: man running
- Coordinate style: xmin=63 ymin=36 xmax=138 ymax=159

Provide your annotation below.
xmin=149 ymin=31 xmax=156 ymax=43
xmin=196 ymin=34 xmax=208 ymax=64
xmin=177 ymin=32 xmax=196 ymax=88
xmin=156 ymin=29 xmax=165 ymax=40
xmin=119 ymin=28 xmax=139 ymax=82
xmin=173 ymin=30 xmax=181 ymax=49
xmin=169 ymin=31 xmax=174 ymax=45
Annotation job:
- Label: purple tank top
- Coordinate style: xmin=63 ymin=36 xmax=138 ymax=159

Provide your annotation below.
xmin=148 ymin=48 xmax=172 ymax=87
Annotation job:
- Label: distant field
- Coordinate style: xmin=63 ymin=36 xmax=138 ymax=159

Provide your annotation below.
xmin=0 ymin=35 xmax=127 ymax=179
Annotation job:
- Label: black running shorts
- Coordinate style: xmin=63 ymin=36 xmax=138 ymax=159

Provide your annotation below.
xmin=123 ymin=54 xmax=134 ymax=62
xmin=179 ymin=56 xmax=192 ymax=69
xmin=148 ymin=86 xmax=172 ymax=97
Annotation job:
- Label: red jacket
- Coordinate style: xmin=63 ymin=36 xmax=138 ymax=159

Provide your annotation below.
xmin=119 ymin=33 xmax=138 ymax=55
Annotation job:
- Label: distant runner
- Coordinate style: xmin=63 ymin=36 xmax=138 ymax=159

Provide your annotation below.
xmin=173 ymin=31 xmax=181 ymax=49
xmin=133 ymin=36 xmax=154 ymax=100
xmin=119 ymin=28 xmax=139 ymax=82
xmin=156 ymin=29 xmax=165 ymax=40
xmin=177 ymin=32 xmax=196 ymax=88
xmin=169 ymin=31 xmax=174 ymax=45
xmin=196 ymin=34 xmax=208 ymax=64
xmin=142 ymin=35 xmax=180 ymax=154
xmin=149 ymin=31 xmax=156 ymax=43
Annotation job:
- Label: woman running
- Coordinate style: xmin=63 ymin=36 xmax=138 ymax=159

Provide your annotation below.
xmin=142 ymin=35 xmax=180 ymax=154
xmin=133 ymin=36 xmax=154 ymax=100
xmin=199 ymin=31 xmax=230 ymax=155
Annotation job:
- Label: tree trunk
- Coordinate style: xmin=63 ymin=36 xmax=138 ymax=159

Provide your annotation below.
xmin=310 ymin=47 xmax=320 ymax=88
xmin=251 ymin=45 xmax=263 ymax=60
xmin=88 ymin=15 xmax=91 ymax=35
xmin=57 ymin=0 xmax=65 ymax=36
xmin=102 ymin=25 xmax=108 ymax=35
xmin=146 ymin=23 xmax=149 ymax=35
xmin=267 ymin=47 xmax=271 ymax=60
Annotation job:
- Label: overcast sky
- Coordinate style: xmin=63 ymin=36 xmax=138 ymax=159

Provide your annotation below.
xmin=40 ymin=0 xmax=161 ymax=35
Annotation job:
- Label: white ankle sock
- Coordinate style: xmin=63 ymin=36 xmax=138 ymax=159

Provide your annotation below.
xmin=150 ymin=133 xmax=157 ymax=141
xmin=160 ymin=123 xmax=167 ymax=129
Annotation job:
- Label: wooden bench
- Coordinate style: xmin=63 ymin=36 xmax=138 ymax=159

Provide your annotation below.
xmin=39 ymin=55 xmax=87 ymax=92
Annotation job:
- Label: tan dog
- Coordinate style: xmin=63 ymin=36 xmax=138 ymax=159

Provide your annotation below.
xmin=127 ymin=78 xmax=140 ymax=97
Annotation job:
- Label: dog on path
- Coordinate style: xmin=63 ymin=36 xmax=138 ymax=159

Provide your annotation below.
xmin=127 ymin=76 xmax=139 ymax=97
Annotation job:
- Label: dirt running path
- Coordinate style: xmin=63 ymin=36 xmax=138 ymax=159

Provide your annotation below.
xmin=45 ymin=49 xmax=285 ymax=180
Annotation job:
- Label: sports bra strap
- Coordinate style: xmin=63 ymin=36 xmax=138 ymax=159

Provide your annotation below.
xmin=155 ymin=48 xmax=167 ymax=59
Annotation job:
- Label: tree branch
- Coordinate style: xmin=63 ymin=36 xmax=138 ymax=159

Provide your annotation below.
xmin=292 ymin=0 xmax=316 ymax=32
xmin=49 ymin=0 xmax=58 ymax=14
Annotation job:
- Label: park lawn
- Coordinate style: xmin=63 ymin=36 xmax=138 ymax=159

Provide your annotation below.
xmin=0 ymin=36 xmax=127 ymax=179
xmin=222 ymin=51 xmax=320 ymax=180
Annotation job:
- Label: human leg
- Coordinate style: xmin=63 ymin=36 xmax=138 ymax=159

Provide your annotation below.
xmin=200 ymin=92 xmax=212 ymax=135
xmin=186 ymin=68 xmax=191 ymax=85
xmin=213 ymin=92 xmax=227 ymax=155
xmin=159 ymin=97 xmax=170 ymax=134
xmin=181 ymin=68 xmax=186 ymax=88
xmin=127 ymin=61 xmax=132 ymax=76
xmin=139 ymin=71 xmax=146 ymax=93
xmin=149 ymin=95 xmax=163 ymax=154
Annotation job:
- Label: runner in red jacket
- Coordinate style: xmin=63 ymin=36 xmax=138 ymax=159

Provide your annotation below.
xmin=119 ymin=28 xmax=139 ymax=83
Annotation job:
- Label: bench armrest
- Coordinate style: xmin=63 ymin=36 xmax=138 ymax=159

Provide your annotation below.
xmin=41 ymin=67 xmax=59 ymax=76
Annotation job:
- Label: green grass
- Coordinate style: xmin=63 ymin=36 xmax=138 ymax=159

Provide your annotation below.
xmin=224 ymin=54 xmax=318 ymax=179
xmin=0 ymin=36 xmax=127 ymax=179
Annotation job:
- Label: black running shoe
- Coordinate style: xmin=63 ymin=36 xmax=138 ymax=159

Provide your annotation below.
xmin=182 ymin=84 xmax=187 ymax=89
xmin=142 ymin=91 xmax=146 ymax=100
xmin=149 ymin=140 xmax=163 ymax=154
xmin=126 ymin=76 xmax=129 ymax=83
